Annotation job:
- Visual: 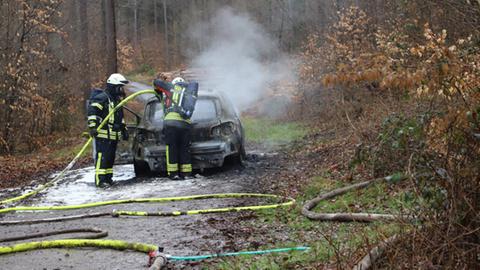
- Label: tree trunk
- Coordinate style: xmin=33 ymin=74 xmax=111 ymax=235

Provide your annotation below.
xmin=104 ymin=0 xmax=118 ymax=75
xmin=154 ymin=0 xmax=158 ymax=33
xmin=78 ymin=0 xmax=90 ymax=112
xmin=133 ymin=0 xmax=138 ymax=49
xmin=163 ymin=0 xmax=169 ymax=69
xmin=278 ymin=6 xmax=284 ymax=45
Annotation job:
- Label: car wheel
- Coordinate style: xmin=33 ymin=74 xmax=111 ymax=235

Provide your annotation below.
xmin=232 ymin=144 xmax=246 ymax=166
xmin=133 ymin=159 xmax=150 ymax=176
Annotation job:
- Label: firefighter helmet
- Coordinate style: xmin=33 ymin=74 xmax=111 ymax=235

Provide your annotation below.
xmin=107 ymin=73 xmax=129 ymax=86
xmin=172 ymin=77 xmax=185 ymax=85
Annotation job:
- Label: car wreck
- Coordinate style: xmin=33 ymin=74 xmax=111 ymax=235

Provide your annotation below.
xmin=130 ymin=90 xmax=245 ymax=175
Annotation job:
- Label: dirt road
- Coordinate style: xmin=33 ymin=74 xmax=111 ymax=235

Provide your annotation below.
xmin=0 ymin=147 xmax=278 ymax=269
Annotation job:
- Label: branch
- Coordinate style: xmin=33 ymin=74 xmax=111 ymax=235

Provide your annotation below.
xmin=301 ymin=176 xmax=412 ymax=222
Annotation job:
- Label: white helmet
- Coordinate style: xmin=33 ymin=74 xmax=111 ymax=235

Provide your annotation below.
xmin=172 ymin=77 xmax=185 ymax=85
xmin=107 ymin=73 xmax=129 ymax=86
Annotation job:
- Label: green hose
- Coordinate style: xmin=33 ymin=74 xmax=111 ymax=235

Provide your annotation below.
xmin=0 ymin=89 xmax=157 ymax=206
xmin=167 ymin=246 xmax=310 ymax=261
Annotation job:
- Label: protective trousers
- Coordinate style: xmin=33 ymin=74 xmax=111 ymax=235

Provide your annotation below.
xmin=164 ymin=125 xmax=192 ymax=176
xmin=93 ymin=138 xmax=118 ymax=186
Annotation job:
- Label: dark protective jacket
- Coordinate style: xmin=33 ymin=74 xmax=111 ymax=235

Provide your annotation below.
xmin=164 ymin=84 xmax=192 ymax=125
xmin=153 ymin=79 xmax=191 ymax=126
xmin=87 ymin=90 xmax=125 ymax=140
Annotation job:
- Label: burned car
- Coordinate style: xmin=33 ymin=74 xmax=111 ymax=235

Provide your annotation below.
xmin=131 ymin=90 xmax=245 ymax=175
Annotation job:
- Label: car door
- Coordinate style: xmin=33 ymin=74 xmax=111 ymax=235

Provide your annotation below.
xmin=115 ymin=106 xmax=142 ymax=164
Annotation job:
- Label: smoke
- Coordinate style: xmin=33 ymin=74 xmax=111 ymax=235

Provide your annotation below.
xmin=188 ymin=8 xmax=296 ymax=115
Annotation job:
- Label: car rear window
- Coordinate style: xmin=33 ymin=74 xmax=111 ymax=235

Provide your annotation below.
xmin=192 ymin=99 xmax=217 ymax=121
xmin=148 ymin=98 xmax=217 ymax=125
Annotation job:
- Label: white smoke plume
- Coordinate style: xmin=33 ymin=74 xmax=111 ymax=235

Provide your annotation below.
xmin=188 ymin=7 xmax=296 ymax=115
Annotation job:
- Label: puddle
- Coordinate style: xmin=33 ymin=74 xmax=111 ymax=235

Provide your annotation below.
xmin=31 ymin=164 xmax=244 ymax=207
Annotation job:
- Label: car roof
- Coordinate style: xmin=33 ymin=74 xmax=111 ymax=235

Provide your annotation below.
xmin=146 ymin=90 xmax=222 ymax=103
xmin=146 ymin=90 xmax=238 ymax=118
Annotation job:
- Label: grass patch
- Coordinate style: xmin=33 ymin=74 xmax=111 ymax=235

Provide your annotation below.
xmin=242 ymin=117 xmax=308 ymax=145
xmin=311 ymin=178 xmax=416 ymax=215
xmin=216 ymin=221 xmax=404 ymax=270
xmin=51 ymin=141 xmax=92 ymax=160
xmin=45 ymin=135 xmax=93 ymax=161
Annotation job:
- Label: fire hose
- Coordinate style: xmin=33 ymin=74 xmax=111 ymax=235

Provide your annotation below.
xmin=0 ymin=89 xmax=308 ymax=268
xmin=0 ymin=193 xmax=295 ymax=218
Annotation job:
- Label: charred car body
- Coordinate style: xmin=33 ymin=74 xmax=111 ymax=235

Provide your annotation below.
xmin=131 ymin=90 xmax=245 ymax=174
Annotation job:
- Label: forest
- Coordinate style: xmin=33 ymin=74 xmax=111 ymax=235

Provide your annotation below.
xmin=0 ymin=0 xmax=479 ymax=269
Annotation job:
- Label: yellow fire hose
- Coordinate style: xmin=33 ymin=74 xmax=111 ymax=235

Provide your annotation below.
xmin=0 ymin=193 xmax=297 ymax=268
xmin=0 ymin=239 xmax=158 ymax=256
xmin=0 ymin=193 xmax=295 ymax=216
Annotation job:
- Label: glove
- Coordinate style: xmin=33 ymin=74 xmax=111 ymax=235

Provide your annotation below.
xmin=113 ymin=123 xmax=123 ymax=130
xmin=89 ymin=128 xmax=98 ymax=138
xmin=122 ymin=130 xmax=129 ymax=141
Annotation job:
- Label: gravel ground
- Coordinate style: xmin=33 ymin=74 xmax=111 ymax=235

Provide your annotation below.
xmin=0 ymin=146 xmax=281 ymax=270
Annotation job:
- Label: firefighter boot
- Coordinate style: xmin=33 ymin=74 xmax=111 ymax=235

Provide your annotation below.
xmin=169 ymin=172 xmax=182 ymax=181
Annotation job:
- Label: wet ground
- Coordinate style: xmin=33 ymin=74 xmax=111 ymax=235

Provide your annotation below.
xmin=0 ymin=148 xmax=280 ymax=270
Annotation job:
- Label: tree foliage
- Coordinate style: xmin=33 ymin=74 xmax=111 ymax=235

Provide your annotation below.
xmin=298 ymin=2 xmax=480 ymax=268
xmin=0 ymin=0 xmax=69 ymax=153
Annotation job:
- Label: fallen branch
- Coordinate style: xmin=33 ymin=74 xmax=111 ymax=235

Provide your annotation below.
xmin=301 ymin=176 xmax=407 ymax=222
xmin=302 ymin=175 xmax=409 ymax=269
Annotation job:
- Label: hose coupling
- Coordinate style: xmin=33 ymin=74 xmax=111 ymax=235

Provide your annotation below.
xmin=148 ymin=248 xmax=167 ymax=270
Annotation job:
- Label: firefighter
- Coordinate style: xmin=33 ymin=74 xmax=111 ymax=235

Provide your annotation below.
xmin=153 ymin=77 xmax=193 ymax=180
xmin=87 ymin=73 xmax=129 ymax=187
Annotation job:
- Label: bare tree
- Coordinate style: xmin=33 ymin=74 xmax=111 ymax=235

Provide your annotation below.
xmin=104 ymin=0 xmax=118 ymax=74
xmin=78 ymin=0 xmax=90 ymax=108
xmin=163 ymin=0 xmax=169 ymax=68
xmin=154 ymin=0 xmax=158 ymax=33
xmin=133 ymin=0 xmax=138 ymax=49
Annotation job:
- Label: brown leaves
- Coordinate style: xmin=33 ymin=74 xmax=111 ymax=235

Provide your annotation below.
xmin=0 ymin=135 xmax=89 ymax=189
xmin=117 ymin=39 xmax=135 ymax=72
xmin=0 ymin=0 xmax=68 ymax=154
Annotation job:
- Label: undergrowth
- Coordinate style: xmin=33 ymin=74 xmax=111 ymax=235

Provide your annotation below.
xmin=215 ymin=176 xmax=411 ymax=269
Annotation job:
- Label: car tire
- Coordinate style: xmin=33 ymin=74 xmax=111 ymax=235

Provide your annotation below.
xmin=232 ymin=144 xmax=246 ymax=166
xmin=133 ymin=159 xmax=150 ymax=176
